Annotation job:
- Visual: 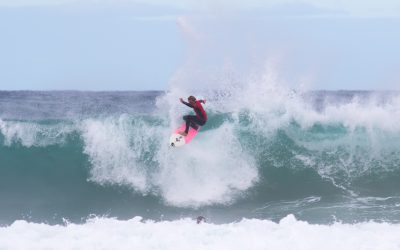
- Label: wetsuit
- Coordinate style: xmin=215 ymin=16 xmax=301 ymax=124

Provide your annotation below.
xmin=181 ymin=100 xmax=207 ymax=133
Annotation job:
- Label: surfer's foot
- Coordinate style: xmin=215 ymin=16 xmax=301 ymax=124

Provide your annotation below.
xmin=179 ymin=131 xmax=188 ymax=136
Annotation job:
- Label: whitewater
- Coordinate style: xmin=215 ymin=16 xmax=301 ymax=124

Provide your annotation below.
xmin=1 ymin=84 xmax=400 ymax=249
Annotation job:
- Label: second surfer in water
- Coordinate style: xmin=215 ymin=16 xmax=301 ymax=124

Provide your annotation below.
xmin=179 ymin=96 xmax=207 ymax=136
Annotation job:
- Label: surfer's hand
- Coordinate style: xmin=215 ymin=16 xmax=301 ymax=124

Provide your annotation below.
xmin=179 ymin=98 xmax=184 ymax=103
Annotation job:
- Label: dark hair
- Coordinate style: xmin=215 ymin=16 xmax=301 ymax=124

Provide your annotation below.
xmin=196 ymin=216 xmax=206 ymax=224
xmin=188 ymin=96 xmax=196 ymax=101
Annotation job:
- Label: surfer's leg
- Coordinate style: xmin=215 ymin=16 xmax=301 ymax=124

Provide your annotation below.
xmin=190 ymin=117 xmax=205 ymax=130
xmin=183 ymin=115 xmax=198 ymax=133
xmin=182 ymin=115 xmax=204 ymax=135
xmin=191 ymin=123 xmax=199 ymax=131
xmin=183 ymin=115 xmax=192 ymax=134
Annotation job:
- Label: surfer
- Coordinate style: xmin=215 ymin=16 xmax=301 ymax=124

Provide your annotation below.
xmin=179 ymin=96 xmax=207 ymax=136
xmin=196 ymin=216 xmax=206 ymax=224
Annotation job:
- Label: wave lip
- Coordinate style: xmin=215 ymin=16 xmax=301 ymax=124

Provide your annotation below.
xmin=81 ymin=116 xmax=155 ymax=192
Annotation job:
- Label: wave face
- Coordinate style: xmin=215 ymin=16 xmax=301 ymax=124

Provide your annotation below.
xmin=1 ymin=90 xmax=400 ymax=225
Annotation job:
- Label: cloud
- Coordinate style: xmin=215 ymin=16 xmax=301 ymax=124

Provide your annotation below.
xmin=129 ymin=0 xmax=400 ymax=17
xmin=0 ymin=0 xmax=399 ymax=17
xmin=0 ymin=0 xmax=76 ymax=7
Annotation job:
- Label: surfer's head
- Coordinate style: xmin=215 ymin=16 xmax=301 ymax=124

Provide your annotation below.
xmin=188 ymin=96 xmax=196 ymax=104
xmin=196 ymin=216 xmax=206 ymax=224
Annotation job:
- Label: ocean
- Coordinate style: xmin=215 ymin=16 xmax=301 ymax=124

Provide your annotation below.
xmin=1 ymin=88 xmax=400 ymax=249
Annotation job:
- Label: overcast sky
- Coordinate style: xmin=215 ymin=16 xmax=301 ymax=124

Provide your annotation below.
xmin=0 ymin=0 xmax=399 ymax=90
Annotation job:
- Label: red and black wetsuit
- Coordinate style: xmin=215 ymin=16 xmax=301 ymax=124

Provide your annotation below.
xmin=182 ymin=100 xmax=207 ymax=133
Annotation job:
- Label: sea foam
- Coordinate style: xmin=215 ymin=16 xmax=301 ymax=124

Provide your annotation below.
xmin=0 ymin=215 xmax=399 ymax=250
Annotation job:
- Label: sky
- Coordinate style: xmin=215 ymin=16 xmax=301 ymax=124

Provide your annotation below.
xmin=0 ymin=0 xmax=399 ymax=90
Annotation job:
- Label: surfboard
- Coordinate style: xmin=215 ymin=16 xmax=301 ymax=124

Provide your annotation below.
xmin=169 ymin=123 xmax=200 ymax=147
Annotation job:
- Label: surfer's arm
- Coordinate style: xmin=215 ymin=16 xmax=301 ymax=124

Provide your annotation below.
xmin=180 ymin=98 xmax=193 ymax=108
xmin=199 ymin=99 xmax=206 ymax=104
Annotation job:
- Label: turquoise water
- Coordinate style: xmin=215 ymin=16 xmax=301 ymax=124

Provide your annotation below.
xmin=1 ymin=90 xmax=400 ymax=225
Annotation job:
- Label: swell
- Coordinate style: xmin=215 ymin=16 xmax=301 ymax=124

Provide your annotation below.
xmin=1 ymin=116 xmax=400 ymax=196
xmin=2 ymin=114 xmax=400 ymax=224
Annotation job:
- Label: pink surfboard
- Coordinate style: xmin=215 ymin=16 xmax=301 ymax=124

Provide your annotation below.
xmin=169 ymin=123 xmax=200 ymax=147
